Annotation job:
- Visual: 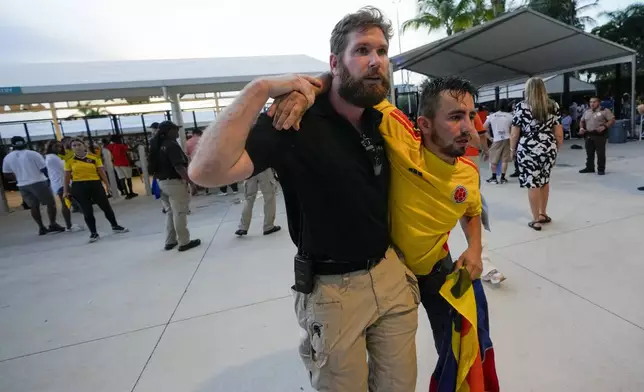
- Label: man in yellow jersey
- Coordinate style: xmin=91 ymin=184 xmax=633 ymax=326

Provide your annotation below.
xmin=270 ymin=76 xmax=484 ymax=352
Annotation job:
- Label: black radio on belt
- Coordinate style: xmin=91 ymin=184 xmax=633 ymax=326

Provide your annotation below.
xmin=293 ymin=253 xmax=315 ymax=294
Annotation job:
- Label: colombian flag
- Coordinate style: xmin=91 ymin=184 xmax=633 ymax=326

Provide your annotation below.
xmin=430 ymin=269 xmax=500 ymax=392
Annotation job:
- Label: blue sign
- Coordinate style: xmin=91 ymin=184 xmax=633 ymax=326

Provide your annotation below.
xmin=0 ymin=86 xmax=22 ymax=95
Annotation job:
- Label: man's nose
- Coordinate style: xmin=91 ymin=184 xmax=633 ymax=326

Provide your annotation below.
xmin=369 ymin=52 xmax=382 ymax=68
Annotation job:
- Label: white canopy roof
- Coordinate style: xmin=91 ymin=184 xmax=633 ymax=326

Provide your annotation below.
xmin=391 ymin=7 xmax=637 ymax=88
xmin=0 ymin=55 xmax=328 ymax=105
xmin=478 ymin=74 xmax=596 ymax=103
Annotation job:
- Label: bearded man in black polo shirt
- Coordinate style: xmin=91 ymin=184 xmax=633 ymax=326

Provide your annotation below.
xmin=190 ymin=7 xmax=420 ymax=392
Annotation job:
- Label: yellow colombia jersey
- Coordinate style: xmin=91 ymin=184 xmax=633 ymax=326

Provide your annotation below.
xmin=64 ymin=153 xmax=103 ymax=182
xmin=374 ymin=100 xmax=482 ymax=276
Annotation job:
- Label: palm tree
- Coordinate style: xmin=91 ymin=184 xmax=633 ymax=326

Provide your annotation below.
xmin=470 ymin=0 xmax=494 ymax=26
xmin=402 ymin=0 xmax=474 ymax=36
xmin=402 ymin=0 xmax=525 ymax=36
xmin=66 ymin=103 xmax=111 ymax=119
xmin=528 ymin=0 xmax=599 ymax=29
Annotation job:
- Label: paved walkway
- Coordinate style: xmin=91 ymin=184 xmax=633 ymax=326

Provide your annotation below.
xmin=1 ymin=140 xmax=643 ymax=392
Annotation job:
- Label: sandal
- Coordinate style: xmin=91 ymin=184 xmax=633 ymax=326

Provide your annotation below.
xmin=538 ymin=213 xmax=552 ymax=224
xmin=528 ymin=221 xmax=542 ymax=231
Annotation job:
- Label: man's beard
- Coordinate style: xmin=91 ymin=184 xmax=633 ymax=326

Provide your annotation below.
xmin=337 ymin=61 xmax=390 ymax=108
xmin=430 ymin=131 xmax=467 ymax=158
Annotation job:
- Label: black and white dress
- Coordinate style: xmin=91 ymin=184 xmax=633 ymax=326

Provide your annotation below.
xmin=512 ymin=101 xmax=560 ymax=188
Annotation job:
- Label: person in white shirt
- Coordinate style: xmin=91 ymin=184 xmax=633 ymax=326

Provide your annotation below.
xmin=44 ymin=140 xmax=83 ymax=232
xmin=2 ymin=136 xmax=65 ymax=235
xmin=484 ymin=100 xmax=514 ymax=184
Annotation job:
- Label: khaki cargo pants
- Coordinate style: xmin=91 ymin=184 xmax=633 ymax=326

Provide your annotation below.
xmin=239 ymin=169 xmax=277 ymax=232
xmin=293 ymin=248 xmax=420 ymax=392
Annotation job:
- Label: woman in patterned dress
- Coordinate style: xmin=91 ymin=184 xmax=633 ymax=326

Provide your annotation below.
xmin=510 ymin=77 xmax=564 ymax=231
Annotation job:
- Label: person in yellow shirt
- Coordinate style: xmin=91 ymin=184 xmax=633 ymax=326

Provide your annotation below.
xmin=63 ymin=138 xmax=128 ymax=243
xmin=270 ymin=76 xmax=484 ymax=352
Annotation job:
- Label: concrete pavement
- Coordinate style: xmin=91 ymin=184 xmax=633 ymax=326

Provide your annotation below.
xmin=1 ymin=140 xmax=643 ymax=392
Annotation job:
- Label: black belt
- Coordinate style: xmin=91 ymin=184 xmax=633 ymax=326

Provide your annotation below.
xmin=313 ymin=257 xmax=383 ymax=275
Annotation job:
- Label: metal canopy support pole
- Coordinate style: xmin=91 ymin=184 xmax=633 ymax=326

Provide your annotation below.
xmin=83 ymin=118 xmax=94 ymax=148
xmin=631 ymin=55 xmax=638 ymax=141
xmin=137 ymin=144 xmax=152 ymax=196
xmin=389 ymin=66 xmax=396 ymax=106
xmin=101 ymin=148 xmax=121 ymax=199
xmin=23 ymin=123 xmax=33 ymax=150
xmin=614 ymin=65 xmax=622 ymax=119
xmin=192 ymin=111 xmax=198 ymax=130
xmin=169 ymin=92 xmax=187 ymax=150
xmin=140 ymin=115 xmax=149 ymax=150
xmin=111 ymin=115 xmax=121 ymax=136
xmin=50 ymin=103 xmax=63 ymax=141
xmin=0 ymin=173 xmax=9 ymax=215
xmin=214 ymin=93 xmax=220 ymax=114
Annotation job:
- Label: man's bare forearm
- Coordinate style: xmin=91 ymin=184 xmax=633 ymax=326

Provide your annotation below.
xmin=460 ymin=215 xmax=483 ymax=252
xmin=189 ymin=80 xmax=269 ymax=186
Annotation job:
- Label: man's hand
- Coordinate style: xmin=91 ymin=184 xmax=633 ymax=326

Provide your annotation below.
xmin=579 ymin=128 xmax=586 ymax=135
xmin=482 ymin=149 xmax=489 ymax=162
xmin=262 ymin=74 xmax=321 ymax=107
xmin=267 ymin=92 xmax=311 ymax=130
xmin=455 ymin=246 xmax=483 ymax=280
xmin=267 ymin=73 xmax=329 ymax=130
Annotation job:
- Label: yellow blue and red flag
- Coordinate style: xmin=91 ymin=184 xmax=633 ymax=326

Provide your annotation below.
xmin=430 ymin=269 xmax=500 ymax=392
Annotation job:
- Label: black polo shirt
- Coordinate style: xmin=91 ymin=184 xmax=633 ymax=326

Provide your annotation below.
xmin=155 ymin=140 xmax=188 ymax=180
xmin=245 ymin=93 xmax=390 ymax=263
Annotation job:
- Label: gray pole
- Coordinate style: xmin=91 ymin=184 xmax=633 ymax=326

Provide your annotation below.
xmin=0 ymin=173 xmax=9 ymax=215
xmin=137 ymin=144 xmax=152 ymax=196
xmin=631 ymin=55 xmax=637 ymax=140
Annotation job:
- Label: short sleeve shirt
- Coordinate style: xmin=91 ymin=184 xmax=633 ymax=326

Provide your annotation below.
xmin=244 ymin=93 xmax=390 ymax=263
xmin=484 ymin=112 xmax=514 ymax=142
xmin=155 ymin=141 xmax=188 ymax=180
xmin=2 ymin=150 xmax=47 ymax=186
xmin=64 ymin=153 xmax=103 ymax=182
xmin=582 ymin=108 xmax=615 ymax=133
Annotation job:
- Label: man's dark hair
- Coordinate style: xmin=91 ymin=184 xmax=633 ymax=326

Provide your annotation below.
xmin=330 ymin=6 xmax=393 ymax=55
xmin=110 ymin=135 xmax=122 ymax=144
xmin=192 ymin=129 xmax=203 ymax=136
xmin=44 ymin=140 xmax=60 ymax=155
xmin=418 ymin=77 xmax=479 ymax=119
xmin=498 ymin=99 xmax=511 ymax=113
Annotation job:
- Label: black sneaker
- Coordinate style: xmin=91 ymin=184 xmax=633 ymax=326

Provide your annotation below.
xmin=510 ymin=172 xmax=520 ymax=178
xmin=130 ymin=193 xmax=139 ymax=198
xmin=112 ymin=225 xmax=129 ymax=234
xmin=125 ymin=194 xmax=134 ymax=200
xmin=263 ymin=226 xmax=282 ymax=236
xmin=235 ymin=229 xmax=248 ymax=236
xmin=38 ymin=227 xmax=48 ymax=236
xmin=500 ymin=177 xmax=508 ymax=184
xmin=638 ymin=186 xmax=644 ymax=191
xmin=579 ymin=168 xmax=595 ymax=174
xmin=89 ymin=233 xmax=100 ymax=243
xmin=178 ymin=239 xmax=201 ymax=252
xmin=486 ymin=176 xmax=498 ymax=184
xmin=48 ymin=224 xmax=66 ymax=233
xmin=598 ymin=171 xmax=605 ymax=176
xmin=164 ymin=243 xmax=178 ymax=251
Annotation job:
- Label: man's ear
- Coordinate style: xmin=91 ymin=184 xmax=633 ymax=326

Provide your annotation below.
xmin=330 ymin=54 xmax=339 ymax=77
xmin=416 ymin=115 xmax=431 ymax=133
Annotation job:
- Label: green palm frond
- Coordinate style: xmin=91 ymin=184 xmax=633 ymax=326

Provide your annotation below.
xmin=402 ymin=14 xmax=444 ymax=34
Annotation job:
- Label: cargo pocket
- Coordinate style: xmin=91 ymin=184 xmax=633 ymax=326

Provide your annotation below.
xmin=306 ymin=296 xmax=342 ymax=390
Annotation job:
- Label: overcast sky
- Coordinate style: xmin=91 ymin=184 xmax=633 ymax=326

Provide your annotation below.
xmin=1 ymin=0 xmax=635 ymax=66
